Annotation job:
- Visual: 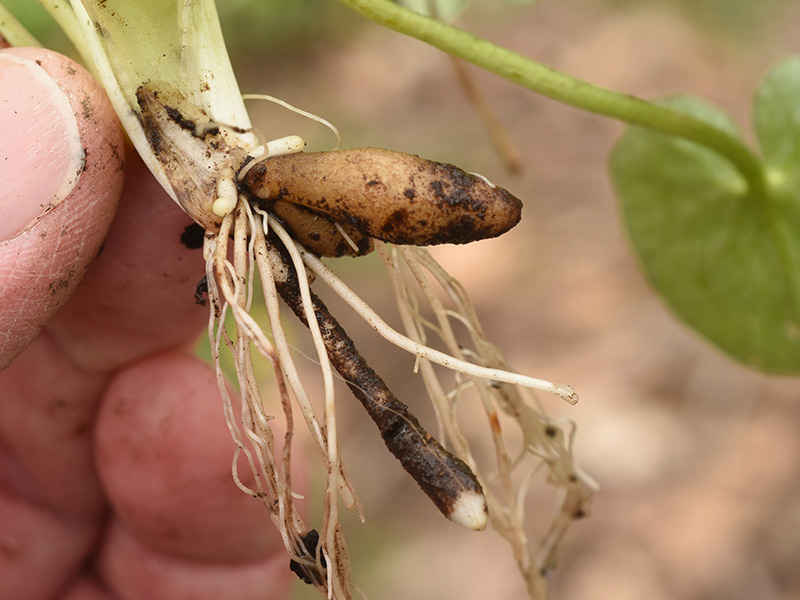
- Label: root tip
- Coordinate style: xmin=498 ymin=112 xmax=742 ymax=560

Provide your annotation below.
xmin=557 ymin=384 xmax=579 ymax=405
xmin=448 ymin=490 xmax=489 ymax=531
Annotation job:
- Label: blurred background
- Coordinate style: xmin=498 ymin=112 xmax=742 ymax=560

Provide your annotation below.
xmin=8 ymin=0 xmax=800 ymax=598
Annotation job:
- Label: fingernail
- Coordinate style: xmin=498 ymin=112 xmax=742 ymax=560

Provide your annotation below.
xmin=0 ymin=51 xmax=85 ymax=242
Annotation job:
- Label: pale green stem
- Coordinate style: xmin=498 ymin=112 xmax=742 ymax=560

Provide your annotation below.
xmin=339 ymin=0 xmax=767 ymax=197
xmin=37 ymin=1 xmax=90 ymax=65
xmin=0 ymin=3 xmax=41 ymax=46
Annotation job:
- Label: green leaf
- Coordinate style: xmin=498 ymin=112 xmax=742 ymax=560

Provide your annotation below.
xmin=611 ymin=83 xmax=800 ymax=373
xmin=755 ymin=57 xmax=800 ymax=171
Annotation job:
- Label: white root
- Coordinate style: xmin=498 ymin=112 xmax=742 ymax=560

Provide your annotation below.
xmin=260 ymin=213 xmax=349 ymax=594
xmin=251 ymin=207 xmax=361 ymax=514
xmin=292 ymin=238 xmax=579 ymax=404
xmin=241 ymin=93 xmax=342 ymax=149
xmin=375 ymin=243 xmax=595 ymax=598
xmin=200 ymin=193 xmax=592 ymax=600
xmin=205 ymin=199 xmax=363 ymax=599
xmin=212 ymin=169 xmax=239 ymax=216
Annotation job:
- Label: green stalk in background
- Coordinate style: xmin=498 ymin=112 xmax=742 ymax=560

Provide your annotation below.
xmin=0 ymin=2 xmax=41 ymax=46
xmin=338 ymin=0 xmax=768 ymax=198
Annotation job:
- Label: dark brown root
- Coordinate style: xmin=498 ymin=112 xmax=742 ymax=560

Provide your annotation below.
xmin=267 ymin=232 xmax=486 ymax=524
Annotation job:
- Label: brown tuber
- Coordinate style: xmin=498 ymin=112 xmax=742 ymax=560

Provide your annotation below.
xmin=242 ymin=148 xmax=522 ymax=249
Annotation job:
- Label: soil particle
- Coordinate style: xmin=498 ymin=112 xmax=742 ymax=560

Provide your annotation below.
xmin=180 ymin=223 xmax=205 ymax=249
xmin=194 ymin=275 xmax=208 ymax=305
xmin=290 ymin=529 xmax=327 ymax=585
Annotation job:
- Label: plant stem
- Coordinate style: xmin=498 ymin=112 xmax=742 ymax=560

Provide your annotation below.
xmin=338 ymin=0 xmax=767 ymax=197
xmin=38 ymin=1 xmax=91 ymax=73
xmin=0 ymin=3 xmax=41 ymax=47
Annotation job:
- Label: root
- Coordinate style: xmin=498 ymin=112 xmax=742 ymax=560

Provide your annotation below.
xmin=205 ymin=203 xmax=351 ymax=598
xmin=297 ymin=240 xmax=578 ymax=403
xmin=378 ymin=243 xmax=596 ymax=598
xmin=266 ymin=218 xmax=488 ymax=531
xmin=203 ymin=196 xmax=593 ymax=600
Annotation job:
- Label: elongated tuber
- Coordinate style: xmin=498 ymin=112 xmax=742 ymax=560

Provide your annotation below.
xmin=243 ymin=148 xmax=522 ymax=247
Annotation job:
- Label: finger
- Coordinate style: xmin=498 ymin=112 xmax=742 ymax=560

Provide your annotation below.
xmin=0 ymin=45 xmax=206 ymax=600
xmin=0 ymin=336 xmax=107 ymax=514
xmin=0 ymin=485 xmax=100 ymax=600
xmin=59 ymin=579 xmax=111 ymax=600
xmin=44 ymin=153 xmax=210 ymax=372
xmin=0 ymin=47 xmax=124 ymax=368
xmin=0 ymin=46 xmax=122 ymax=600
xmin=0 ymin=44 xmax=205 ymax=516
xmin=94 ymin=351 xmax=296 ymax=599
xmin=97 ymin=524 xmax=291 ymax=600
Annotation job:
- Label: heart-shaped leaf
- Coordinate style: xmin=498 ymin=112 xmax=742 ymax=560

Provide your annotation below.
xmin=611 ymin=58 xmax=800 ymax=373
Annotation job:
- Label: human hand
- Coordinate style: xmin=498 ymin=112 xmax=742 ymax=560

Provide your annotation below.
xmin=0 ymin=47 xmax=294 ymax=600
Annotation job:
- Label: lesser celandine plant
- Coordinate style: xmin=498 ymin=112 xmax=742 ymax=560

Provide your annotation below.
xmin=7 ymin=0 xmax=800 ymax=597
xmin=0 ymin=1 xmax=594 ymax=597
xmin=6 ymin=0 xmax=800 ymax=597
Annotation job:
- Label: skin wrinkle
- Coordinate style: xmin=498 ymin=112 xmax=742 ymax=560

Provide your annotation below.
xmin=0 ymin=253 xmax=64 ymax=352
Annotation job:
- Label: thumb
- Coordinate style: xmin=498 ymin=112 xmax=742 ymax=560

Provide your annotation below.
xmin=0 ymin=47 xmax=124 ymax=368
